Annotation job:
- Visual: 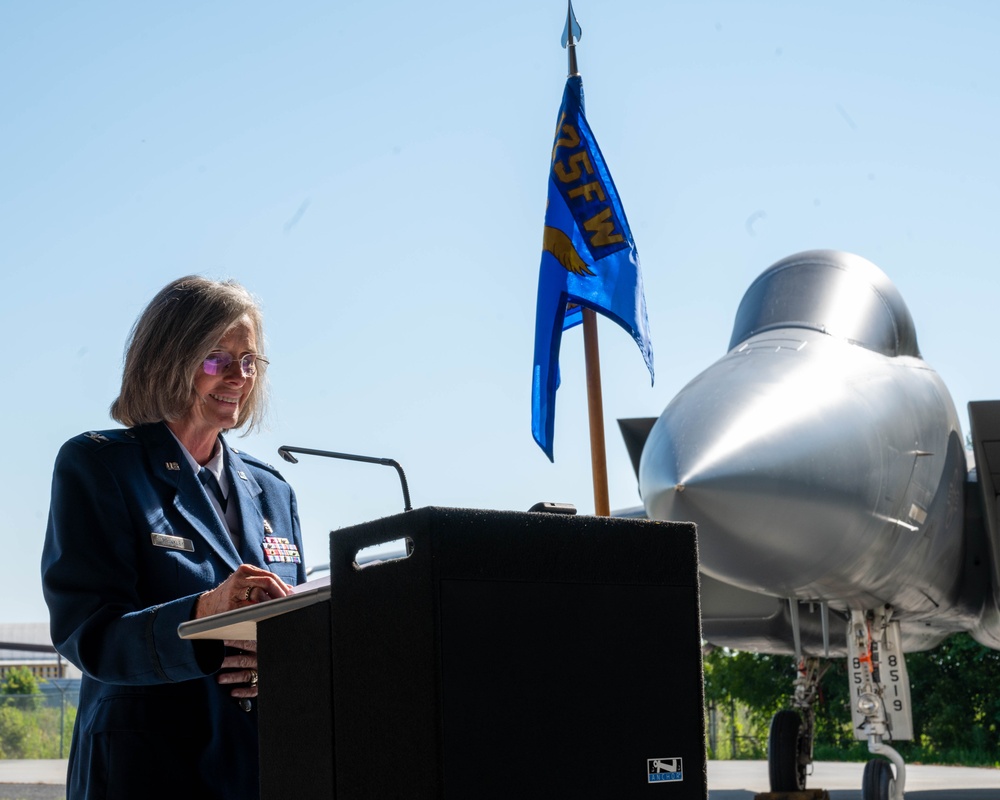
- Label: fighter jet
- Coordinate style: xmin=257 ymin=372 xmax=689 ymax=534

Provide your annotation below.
xmin=619 ymin=249 xmax=1000 ymax=800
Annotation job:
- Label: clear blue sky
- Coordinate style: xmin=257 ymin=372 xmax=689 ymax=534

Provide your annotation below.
xmin=2 ymin=1 xmax=997 ymax=622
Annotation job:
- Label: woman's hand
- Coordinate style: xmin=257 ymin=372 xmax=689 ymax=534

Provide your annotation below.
xmin=194 ymin=565 xmax=294 ymax=699
xmin=218 ymin=639 xmax=260 ymax=698
xmin=194 ymin=563 xmax=293 ymax=619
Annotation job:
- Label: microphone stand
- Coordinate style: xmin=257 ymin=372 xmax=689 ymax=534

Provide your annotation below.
xmin=277 ymin=445 xmax=413 ymax=512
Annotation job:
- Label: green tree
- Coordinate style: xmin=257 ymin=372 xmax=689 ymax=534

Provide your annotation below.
xmin=0 ymin=668 xmax=79 ymax=759
xmin=0 ymin=705 xmax=29 ymax=759
xmin=703 ymin=648 xmax=795 ymax=758
xmin=907 ymin=633 xmax=1000 ymax=760
xmin=0 ymin=667 xmax=43 ymax=712
xmin=0 ymin=667 xmax=42 ymax=758
xmin=704 ymin=634 xmax=1000 ymax=765
xmin=704 ymin=648 xmax=787 ymax=727
xmin=1 ymin=666 xmax=40 ymax=696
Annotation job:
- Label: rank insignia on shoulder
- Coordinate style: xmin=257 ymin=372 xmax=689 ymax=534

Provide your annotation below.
xmin=85 ymin=431 xmax=109 ymax=443
xmin=263 ymin=536 xmax=301 ymax=564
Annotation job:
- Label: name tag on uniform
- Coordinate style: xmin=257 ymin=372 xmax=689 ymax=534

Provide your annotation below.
xmin=151 ymin=532 xmax=195 ymax=552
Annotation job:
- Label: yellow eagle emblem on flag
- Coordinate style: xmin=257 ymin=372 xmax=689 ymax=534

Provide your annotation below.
xmin=543 ymin=226 xmax=594 ymax=277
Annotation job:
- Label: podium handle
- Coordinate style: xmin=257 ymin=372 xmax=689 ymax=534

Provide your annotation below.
xmin=353 ymin=537 xmax=414 ymax=571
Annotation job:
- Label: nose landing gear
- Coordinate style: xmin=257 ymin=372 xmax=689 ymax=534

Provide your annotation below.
xmin=850 ymin=608 xmax=910 ymax=800
xmin=765 ymin=607 xmax=912 ymax=799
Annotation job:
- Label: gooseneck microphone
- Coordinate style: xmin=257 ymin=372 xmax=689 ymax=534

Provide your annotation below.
xmin=277 ymin=445 xmax=413 ymax=512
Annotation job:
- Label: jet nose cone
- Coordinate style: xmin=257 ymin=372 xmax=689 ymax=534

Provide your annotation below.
xmin=639 ymin=341 xmax=883 ymax=596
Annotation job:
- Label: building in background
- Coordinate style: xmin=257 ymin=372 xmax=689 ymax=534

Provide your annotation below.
xmin=0 ymin=622 xmax=82 ymax=682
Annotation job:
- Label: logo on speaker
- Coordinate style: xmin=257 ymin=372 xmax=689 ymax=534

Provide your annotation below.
xmin=648 ymin=757 xmax=683 ymax=783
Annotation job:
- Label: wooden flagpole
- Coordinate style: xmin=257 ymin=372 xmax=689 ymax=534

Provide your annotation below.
xmin=582 ymin=308 xmax=611 ymax=516
xmin=564 ymin=3 xmax=611 ymax=517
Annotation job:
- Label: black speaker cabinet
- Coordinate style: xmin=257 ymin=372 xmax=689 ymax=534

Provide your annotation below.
xmin=257 ymin=507 xmax=705 ymax=799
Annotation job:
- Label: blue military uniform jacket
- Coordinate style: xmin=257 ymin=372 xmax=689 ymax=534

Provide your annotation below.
xmin=41 ymin=422 xmax=307 ymax=800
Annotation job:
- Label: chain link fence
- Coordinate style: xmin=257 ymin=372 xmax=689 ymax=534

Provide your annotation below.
xmin=0 ymin=685 xmax=77 ymax=760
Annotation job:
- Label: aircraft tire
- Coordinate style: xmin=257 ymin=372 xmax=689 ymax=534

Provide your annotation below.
xmin=767 ymin=709 xmax=805 ymax=791
xmin=862 ymin=758 xmax=893 ymax=800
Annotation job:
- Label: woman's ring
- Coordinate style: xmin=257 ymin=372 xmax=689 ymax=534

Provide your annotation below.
xmin=243 ymin=587 xmax=252 ymax=601
xmin=248 ymin=669 xmax=258 ymax=686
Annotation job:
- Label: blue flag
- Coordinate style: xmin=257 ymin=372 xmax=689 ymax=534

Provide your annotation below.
xmin=531 ymin=75 xmax=654 ymax=460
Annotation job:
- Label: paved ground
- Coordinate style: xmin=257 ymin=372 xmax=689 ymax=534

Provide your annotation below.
xmin=0 ymin=788 xmax=63 ymax=800
xmin=2 ymin=759 xmax=999 ymax=798
xmin=707 ymin=760 xmax=1000 ymax=799
xmin=0 ymin=761 xmax=65 ymax=800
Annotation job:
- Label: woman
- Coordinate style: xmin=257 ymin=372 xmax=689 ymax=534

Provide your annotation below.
xmin=41 ymin=276 xmax=307 ymax=800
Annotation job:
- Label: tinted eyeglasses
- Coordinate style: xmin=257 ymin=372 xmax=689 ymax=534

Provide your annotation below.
xmin=202 ymin=352 xmax=268 ymax=378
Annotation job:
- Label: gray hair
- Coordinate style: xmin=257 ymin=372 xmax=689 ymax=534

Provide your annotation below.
xmin=110 ymin=276 xmax=269 ymax=434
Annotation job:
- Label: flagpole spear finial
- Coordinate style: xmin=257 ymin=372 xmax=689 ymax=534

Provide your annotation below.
xmin=561 ymin=0 xmax=582 ymax=77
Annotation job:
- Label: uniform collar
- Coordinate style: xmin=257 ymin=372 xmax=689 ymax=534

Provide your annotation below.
xmin=166 ymin=428 xmax=228 ymax=499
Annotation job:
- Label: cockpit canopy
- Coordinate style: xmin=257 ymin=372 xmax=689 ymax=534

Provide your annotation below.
xmin=728 ymin=250 xmax=920 ymax=358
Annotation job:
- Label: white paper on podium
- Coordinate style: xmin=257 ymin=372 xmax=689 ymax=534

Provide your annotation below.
xmin=292 ymin=574 xmax=330 ymax=592
xmin=177 ymin=578 xmax=331 ymax=641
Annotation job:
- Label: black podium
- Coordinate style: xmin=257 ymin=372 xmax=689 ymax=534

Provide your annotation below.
xmin=254 ymin=506 xmax=706 ymax=799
